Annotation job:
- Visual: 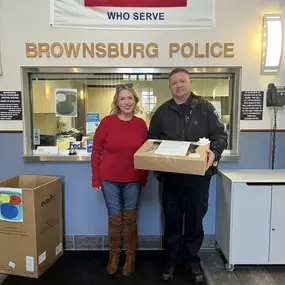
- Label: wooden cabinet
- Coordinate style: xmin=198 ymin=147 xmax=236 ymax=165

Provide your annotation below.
xmin=32 ymin=84 xmax=43 ymax=113
xmin=216 ymin=170 xmax=285 ymax=271
xmin=32 ymin=82 xmax=56 ymax=113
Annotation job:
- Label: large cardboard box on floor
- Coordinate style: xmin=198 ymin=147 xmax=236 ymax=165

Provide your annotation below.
xmin=134 ymin=139 xmax=210 ymax=176
xmin=0 ymin=175 xmax=63 ymax=278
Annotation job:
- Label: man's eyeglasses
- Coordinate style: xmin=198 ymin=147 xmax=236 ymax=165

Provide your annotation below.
xmin=116 ymin=83 xmax=134 ymax=89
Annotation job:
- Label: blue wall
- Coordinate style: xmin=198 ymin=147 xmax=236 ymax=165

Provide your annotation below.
xmin=0 ymin=132 xmax=284 ymax=235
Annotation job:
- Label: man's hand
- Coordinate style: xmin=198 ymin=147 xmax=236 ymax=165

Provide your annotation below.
xmin=93 ymin=186 xmax=102 ymax=192
xmin=206 ymin=149 xmax=215 ymax=170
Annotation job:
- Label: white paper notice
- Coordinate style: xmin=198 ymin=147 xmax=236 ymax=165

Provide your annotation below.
xmin=38 ymin=251 xmax=46 ymax=265
xmin=26 ymin=256 xmax=34 ymax=272
xmin=56 ymin=243 xmax=63 ymax=255
xmin=155 ymin=141 xmax=190 ymax=156
xmin=8 ymin=261 xmax=15 ymax=268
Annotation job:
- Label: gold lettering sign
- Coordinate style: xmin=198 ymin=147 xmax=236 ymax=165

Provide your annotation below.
xmin=169 ymin=42 xmax=234 ymax=58
xmin=26 ymin=42 xmax=234 ymax=58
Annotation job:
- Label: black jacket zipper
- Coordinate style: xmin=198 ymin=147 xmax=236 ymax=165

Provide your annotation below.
xmin=182 ymin=109 xmax=193 ymax=140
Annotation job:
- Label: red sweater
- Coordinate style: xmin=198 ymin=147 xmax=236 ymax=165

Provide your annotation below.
xmin=91 ymin=115 xmax=148 ymax=188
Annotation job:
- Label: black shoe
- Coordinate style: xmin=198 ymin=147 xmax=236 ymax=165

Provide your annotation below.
xmin=161 ymin=266 xmax=175 ymax=281
xmin=189 ymin=263 xmax=204 ymax=283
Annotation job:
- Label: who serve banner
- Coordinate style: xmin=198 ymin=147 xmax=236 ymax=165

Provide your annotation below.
xmin=50 ymin=0 xmax=215 ymax=30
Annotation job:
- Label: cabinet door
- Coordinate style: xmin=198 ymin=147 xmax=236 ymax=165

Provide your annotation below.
xmin=42 ymin=90 xmax=56 ymax=113
xmin=269 ymin=185 xmax=285 ymax=264
xmin=32 ymin=85 xmax=42 ymax=113
xmin=231 ymin=183 xmax=271 ymax=264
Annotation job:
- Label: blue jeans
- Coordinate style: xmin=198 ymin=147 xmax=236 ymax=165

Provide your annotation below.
xmin=101 ymin=180 xmax=141 ymax=216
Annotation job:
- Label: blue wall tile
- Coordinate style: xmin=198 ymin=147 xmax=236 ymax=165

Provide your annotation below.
xmin=0 ymin=132 xmax=284 ymax=235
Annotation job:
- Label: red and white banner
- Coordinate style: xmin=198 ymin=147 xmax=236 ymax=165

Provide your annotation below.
xmin=84 ymin=0 xmax=187 ymax=7
xmin=50 ymin=0 xmax=215 ymax=30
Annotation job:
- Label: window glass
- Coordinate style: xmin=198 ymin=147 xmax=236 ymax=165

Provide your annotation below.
xmin=29 ymin=70 xmax=236 ymax=156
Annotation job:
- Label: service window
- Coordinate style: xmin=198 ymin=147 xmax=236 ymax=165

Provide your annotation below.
xmin=22 ymin=67 xmax=240 ymax=161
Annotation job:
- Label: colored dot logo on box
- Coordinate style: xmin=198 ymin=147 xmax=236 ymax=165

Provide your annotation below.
xmin=0 ymin=194 xmax=10 ymax=203
xmin=10 ymin=195 xmax=22 ymax=206
xmin=0 ymin=190 xmax=23 ymax=222
xmin=0 ymin=203 xmax=19 ymax=219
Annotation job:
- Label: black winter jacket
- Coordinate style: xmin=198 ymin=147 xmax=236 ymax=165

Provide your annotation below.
xmin=148 ymin=93 xmax=228 ymax=176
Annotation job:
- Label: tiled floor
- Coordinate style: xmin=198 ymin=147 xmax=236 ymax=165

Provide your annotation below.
xmin=0 ymin=251 xmax=206 ymax=285
xmin=1 ymin=250 xmax=285 ymax=285
xmin=0 ymin=275 xmax=6 ymax=284
xmin=200 ymin=250 xmax=285 ymax=285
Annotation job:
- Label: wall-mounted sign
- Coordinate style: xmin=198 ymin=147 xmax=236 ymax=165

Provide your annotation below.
xmin=50 ymin=0 xmax=214 ymax=30
xmin=0 ymin=91 xmax=22 ymax=121
xmin=33 ymin=129 xmax=40 ymax=145
xmin=26 ymin=42 xmax=235 ymax=59
xmin=55 ymin=88 xmax=78 ymax=117
xmin=86 ymin=113 xmax=100 ymax=135
xmin=240 ymin=91 xmax=264 ymax=120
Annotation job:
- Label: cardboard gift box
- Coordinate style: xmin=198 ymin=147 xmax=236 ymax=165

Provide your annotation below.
xmin=0 ymin=175 xmax=63 ymax=278
xmin=134 ymin=139 xmax=210 ymax=176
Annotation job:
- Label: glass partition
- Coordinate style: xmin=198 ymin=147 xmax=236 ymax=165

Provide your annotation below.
xmin=22 ymin=67 xmax=240 ymax=161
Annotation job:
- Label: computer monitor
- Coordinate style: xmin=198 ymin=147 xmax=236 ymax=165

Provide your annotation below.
xmin=37 ymin=135 xmax=56 ymax=148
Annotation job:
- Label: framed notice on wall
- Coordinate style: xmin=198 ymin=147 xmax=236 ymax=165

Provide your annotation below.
xmin=0 ymin=91 xmax=23 ymax=131
xmin=55 ymin=88 xmax=78 ymax=117
xmin=240 ymin=91 xmax=264 ymax=120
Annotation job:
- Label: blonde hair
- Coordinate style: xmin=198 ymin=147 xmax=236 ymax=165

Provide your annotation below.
xmin=110 ymin=85 xmax=140 ymax=115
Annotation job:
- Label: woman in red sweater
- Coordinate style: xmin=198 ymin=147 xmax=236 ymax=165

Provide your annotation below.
xmin=91 ymin=83 xmax=147 ymax=277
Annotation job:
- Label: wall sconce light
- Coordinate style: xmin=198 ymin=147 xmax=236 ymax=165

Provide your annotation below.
xmin=261 ymin=14 xmax=283 ymax=75
xmin=80 ymin=89 xmax=84 ymax=100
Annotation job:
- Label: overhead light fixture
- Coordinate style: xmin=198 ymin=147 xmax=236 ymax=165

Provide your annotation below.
xmin=80 ymin=90 xmax=84 ymax=100
xmin=261 ymin=14 xmax=283 ymax=75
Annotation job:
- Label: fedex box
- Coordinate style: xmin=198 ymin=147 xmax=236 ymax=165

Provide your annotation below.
xmin=0 ymin=175 xmax=63 ymax=278
xmin=134 ymin=139 xmax=210 ymax=176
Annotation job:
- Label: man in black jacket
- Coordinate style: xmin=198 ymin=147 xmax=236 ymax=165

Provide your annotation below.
xmin=148 ymin=68 xmax=228 ymax=283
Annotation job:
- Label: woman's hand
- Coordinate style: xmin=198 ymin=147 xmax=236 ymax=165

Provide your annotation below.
xmin=93 ymin=186 xmax=102 ymax=192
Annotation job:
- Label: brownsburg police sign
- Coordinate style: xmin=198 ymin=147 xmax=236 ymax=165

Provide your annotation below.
xmin=26 ymin=42 xmax=235 ymax=59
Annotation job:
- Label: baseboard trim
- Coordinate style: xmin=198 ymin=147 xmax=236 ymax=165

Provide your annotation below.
xmin=64 ymin=234 xmax=215 ymax=251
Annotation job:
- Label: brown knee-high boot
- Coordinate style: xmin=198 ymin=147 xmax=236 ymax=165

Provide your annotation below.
xmin=122 ymin=209 xmax=137 ymax=276
xmin=107 ymin=213 xmax=122 ymax=275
